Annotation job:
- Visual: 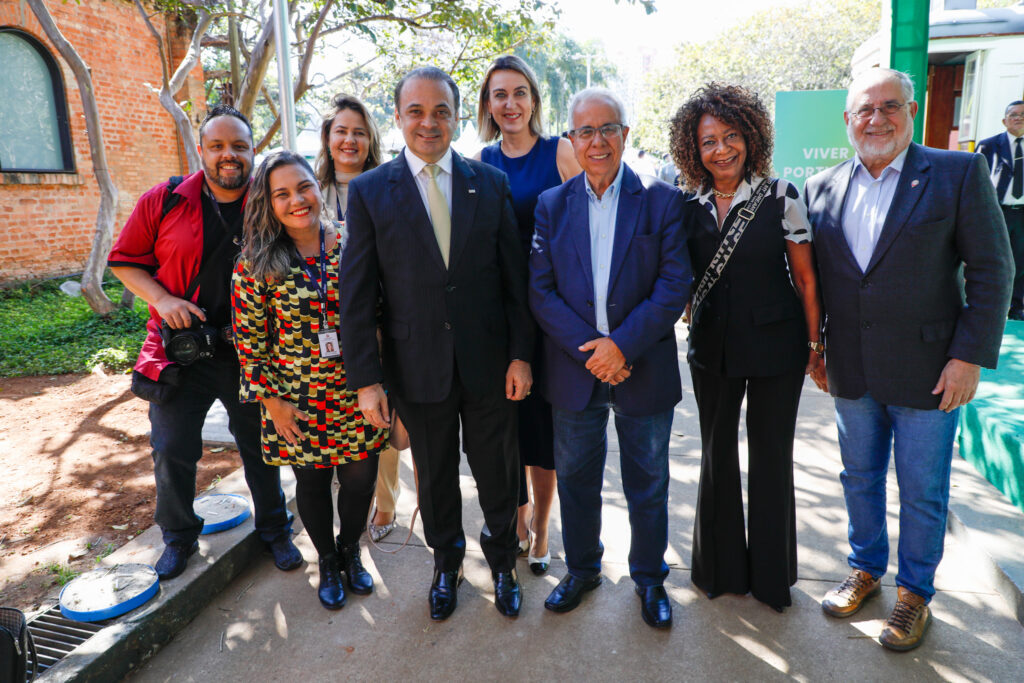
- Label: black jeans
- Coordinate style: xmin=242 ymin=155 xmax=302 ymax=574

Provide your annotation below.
xmin=148 ymin=355 xmax=291 ymax=546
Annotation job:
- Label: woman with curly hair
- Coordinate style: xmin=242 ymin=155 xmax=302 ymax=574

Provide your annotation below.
xmin=669 ymin=83 xmax=822 ymax=612
xmin=232 ymin=150 xmax=387 ymax=610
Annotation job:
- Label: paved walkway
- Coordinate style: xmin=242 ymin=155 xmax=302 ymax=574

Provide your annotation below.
xmin=128 ymin=332 xmax=1024 ymax=682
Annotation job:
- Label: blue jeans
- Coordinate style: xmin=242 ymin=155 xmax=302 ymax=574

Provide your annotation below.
xmin=149 ymin=356 xmax=292 ymax=547
xmin=552 ymin=383 xmax=673 ymax=587
xmin=834 ymin=392 xmax=959 ymax=601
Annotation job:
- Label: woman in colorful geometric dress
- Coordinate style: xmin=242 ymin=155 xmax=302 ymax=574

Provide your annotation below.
xmin=232 ymin=150 xmax=387 ymax=610
xmin=475 ymin=55 xmax=582 ymax=575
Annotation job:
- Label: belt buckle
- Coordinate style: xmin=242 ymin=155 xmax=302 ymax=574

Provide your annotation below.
xmin=737 ymin=207 xmax=756 ymax=221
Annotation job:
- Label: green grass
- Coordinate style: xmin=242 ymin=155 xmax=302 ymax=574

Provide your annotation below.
xmin=45 ymin=562 xmax=80 ymax=586
xmin=0 ymin=277 xmax=149 ymax=378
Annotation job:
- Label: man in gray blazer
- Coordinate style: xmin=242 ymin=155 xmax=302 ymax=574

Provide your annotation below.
xmin=804 ymin=67 xmax=1011 ymax=652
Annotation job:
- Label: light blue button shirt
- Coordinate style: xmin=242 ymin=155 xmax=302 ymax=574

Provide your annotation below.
xmin=842 ymin=147 xmax=908 ymax=272
xmin=585 ymin=163 xmax=625 ymax=336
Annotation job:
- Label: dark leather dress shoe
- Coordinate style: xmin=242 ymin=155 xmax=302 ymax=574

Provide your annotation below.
xmin=155 ymin=541 xmax=199 ymax=580
xmin=493 ymin=569 xmax=522 ymax=617
xmin=429 ymin=566 xmax=464 ymax=621
xmin=317 ymin=554 xmax=346 ymax=610
xmin=267 ymin=535 xmax=303 ymax=571
xmin=544 ymin=573 xmax=602 ymax=613
xmin=636 ymin=584 xmax=672 ymax=628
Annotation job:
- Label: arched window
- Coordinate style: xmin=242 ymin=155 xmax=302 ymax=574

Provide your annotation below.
xmin=0 ymin=28 xmax=74 ymax=173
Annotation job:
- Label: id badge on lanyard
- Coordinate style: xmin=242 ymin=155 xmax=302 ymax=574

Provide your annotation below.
xmin=301 ymin=224 xmax=341 ymax=359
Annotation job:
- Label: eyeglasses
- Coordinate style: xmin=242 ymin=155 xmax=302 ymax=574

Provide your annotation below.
xmin=850 ymin=102 xmax=907 ymax=120
xmin=568 ymin=123 xmax=625 ymax=141
xmin=1007 ymin=113 xmax=1024 ymax=121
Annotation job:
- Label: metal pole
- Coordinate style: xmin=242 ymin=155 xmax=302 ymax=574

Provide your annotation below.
xmin=272 ymin=0 xmax=297 ymax=151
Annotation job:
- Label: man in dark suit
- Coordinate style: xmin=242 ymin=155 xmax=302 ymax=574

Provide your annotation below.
xmin=977 ymin=100 xmax=1024 ymax=319
xmin=805 ymin=68 xmax=1012 ymax=651
xmin=339 ymin=67 xmax=533 ymax=621
xmin=529 ymin=88 xmax=691 ymax=628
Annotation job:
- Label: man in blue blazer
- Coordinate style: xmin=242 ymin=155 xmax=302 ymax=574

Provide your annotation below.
xmin=339 ymin=67 xmax=534 ymax=621
xmin=529 ymin=88 xmax=691 ymax=628
xmin=977 ymin=100 xmax=1024 ymax=319
xmin=805 ymin=68 xmax=1012 ymax=652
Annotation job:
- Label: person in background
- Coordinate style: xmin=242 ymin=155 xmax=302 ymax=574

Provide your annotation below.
xmin=669 ymin=82 xmax=820 ymax=614
xmin=806 ymin=67 xmax=1011 ymax=651
xmin=475 ymin=54 xmax=581 ymax=575
xmin=314 ymin=93 xmax=407 ymax=542
xmin=233 ymin=150 xmax=387 ymax=610
xmin=109 ymin=105 xmax=297 ymax=582
xmin=977 ymin=100 xmax=1024 ymax=320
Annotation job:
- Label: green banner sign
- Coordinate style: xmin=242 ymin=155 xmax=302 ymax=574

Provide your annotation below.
xmin=773 ymin=90 xmax=854 ymax=192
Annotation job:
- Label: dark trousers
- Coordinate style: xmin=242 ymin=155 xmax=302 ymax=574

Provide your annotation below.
xmin=1003 ymin=206 xmax=1024 ymax=314
xmin=292 ymin=455 xmax=379 ymax=559
xmin=551 ymin=382 xmax=673 ymax=587
xmin=149 ymin=356 xmax=291 ymax=546
xmin=690 ymin=364 xmax=804 ymax=608
xmin=393 ymin=368 xmax=519 ymax=573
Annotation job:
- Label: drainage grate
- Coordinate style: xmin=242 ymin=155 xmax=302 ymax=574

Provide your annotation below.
xmin=26 ymin=605 xmax=107 ymax=678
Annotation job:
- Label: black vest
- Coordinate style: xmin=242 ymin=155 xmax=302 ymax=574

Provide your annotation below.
xmin=685 ymin=182 xmax=807 ymax=378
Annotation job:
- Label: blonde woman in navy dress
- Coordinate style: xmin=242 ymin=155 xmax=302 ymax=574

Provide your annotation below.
xmin=474 ymin=55 xmax=582 ymax=574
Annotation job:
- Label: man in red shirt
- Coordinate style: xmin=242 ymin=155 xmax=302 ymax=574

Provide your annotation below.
xmin=109 ymin=105 xmax=298 ymax=580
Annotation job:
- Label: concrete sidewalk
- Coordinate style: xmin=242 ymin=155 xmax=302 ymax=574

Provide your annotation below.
xmin=118 ymin=337 xmax=1024 ymax=682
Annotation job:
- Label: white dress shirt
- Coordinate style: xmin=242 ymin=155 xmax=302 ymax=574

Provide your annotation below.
xmin=585 ymin=163 xmax=625 ymax=336
xmin=404 ymin=146 xmax=453 ymax=218
xmin=842 ymin=147 xmax=909 ymax=272
xmin=1002 ymin=131 xmax=1024 ymax=207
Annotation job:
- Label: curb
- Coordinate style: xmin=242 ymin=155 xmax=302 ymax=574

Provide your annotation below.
xmin=38 ymin=466 xmax=297 ymax=682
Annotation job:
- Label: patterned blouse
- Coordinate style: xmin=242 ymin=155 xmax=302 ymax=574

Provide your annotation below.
xmin=231 ymin=238 xmax=386 ymax=467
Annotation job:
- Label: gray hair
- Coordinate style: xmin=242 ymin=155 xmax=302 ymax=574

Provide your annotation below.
xmin=845 ymin=68 xmax=915 ymax=111
xmin=569 ymin=87 xmax=627 ymax=130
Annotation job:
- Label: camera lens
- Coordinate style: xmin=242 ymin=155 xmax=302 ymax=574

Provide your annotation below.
xmin=167 ymin=332 xmax=200 ymax=364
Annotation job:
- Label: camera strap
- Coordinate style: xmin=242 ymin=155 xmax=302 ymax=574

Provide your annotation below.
xmin=299 ymin=224 xmax=340 ymax=359
xmin=182 ymin=184 xmax=241 ymax=303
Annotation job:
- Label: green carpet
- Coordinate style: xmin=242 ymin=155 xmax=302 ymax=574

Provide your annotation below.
xmin=959 ymin=320 xmax=1024 ymax=514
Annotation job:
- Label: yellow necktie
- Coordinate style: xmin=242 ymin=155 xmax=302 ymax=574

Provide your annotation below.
xmin=425 ymin=164 xmax=451 ymax=267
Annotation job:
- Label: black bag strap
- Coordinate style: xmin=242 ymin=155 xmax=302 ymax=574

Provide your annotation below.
xmin=182 ymin=181 xmax=239 ymax=303
xmin=690 ymin=178 xmax=773 ymax=319
xmin=25 ymin=626 xmax=36 ymax=682
xmin=161 ymin=175 xmax=185 ymax=219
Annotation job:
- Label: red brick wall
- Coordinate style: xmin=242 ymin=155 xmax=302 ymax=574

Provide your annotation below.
xmin=0 ymin=0 xmax=206 ymax=284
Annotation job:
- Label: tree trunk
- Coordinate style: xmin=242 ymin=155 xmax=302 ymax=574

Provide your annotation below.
xmin=26 ymin=0 xmax=118 ymax=315
xmin=135 ymin=2 xmax=211 ymax=174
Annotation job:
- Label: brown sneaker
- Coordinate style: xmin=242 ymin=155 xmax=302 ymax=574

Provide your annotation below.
xmin=879 ymin=587 xmax=931 ymax=651
xmin=821 ymin=569 xmax=881 ymax=618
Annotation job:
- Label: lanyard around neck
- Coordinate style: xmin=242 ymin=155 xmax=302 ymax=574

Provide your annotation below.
xmin=299 ymin=224 xmax=329 ymax=322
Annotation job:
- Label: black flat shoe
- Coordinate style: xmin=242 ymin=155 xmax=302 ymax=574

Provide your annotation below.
xmin=493 ymin=569 xmax=522 ymax=617
xmin=544 ymin=573 xmax=602 ymax=613
xmin=429 ymin=566 xmax=464 ymax=621
xmin=636 ymin=584 xmax=672 ymax=628
xmin=339 ymin=542 xmax=373 ymax=595
xmin=317 ymin=554 xmax=346 ymax=610
xmin=155 ymin=541 xmax=199 ymax=580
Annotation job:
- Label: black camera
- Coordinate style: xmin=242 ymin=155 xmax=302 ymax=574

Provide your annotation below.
xmin=160 ymin=311 xmax=219 ymax=365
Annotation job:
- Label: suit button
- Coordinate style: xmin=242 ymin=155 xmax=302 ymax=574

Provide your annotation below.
xmin=444 ymin=322 xmax=452 ymax=330
xmin=862 ymin=321 xmax=871 ymax=329
xmin=861 ymin=279 xmax=870 ymax=289
xmin=446 ymin=285 xmax=456 ymax=292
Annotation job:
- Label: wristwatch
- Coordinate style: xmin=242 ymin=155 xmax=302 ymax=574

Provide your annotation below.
xmin=808 ymin=340 xmax=825 ymax=356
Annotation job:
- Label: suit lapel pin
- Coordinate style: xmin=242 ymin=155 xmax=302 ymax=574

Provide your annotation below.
xmin=911 ymin=179 xmax=919 ymax=188
xmin=468 ymin=188 xmax=476 ymax=194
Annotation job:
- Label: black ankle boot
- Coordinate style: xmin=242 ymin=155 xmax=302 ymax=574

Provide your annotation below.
xmin=317 ymin=554 xmax=346 ymax=610
xmin=339 ymin=542 xmax=374 ymax=595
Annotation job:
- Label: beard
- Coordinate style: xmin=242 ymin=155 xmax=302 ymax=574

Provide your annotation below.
xmin=203 ymin=158 xmax=251 ymax=191
xmin=847 ymin=121 xmax=912 ymax=168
